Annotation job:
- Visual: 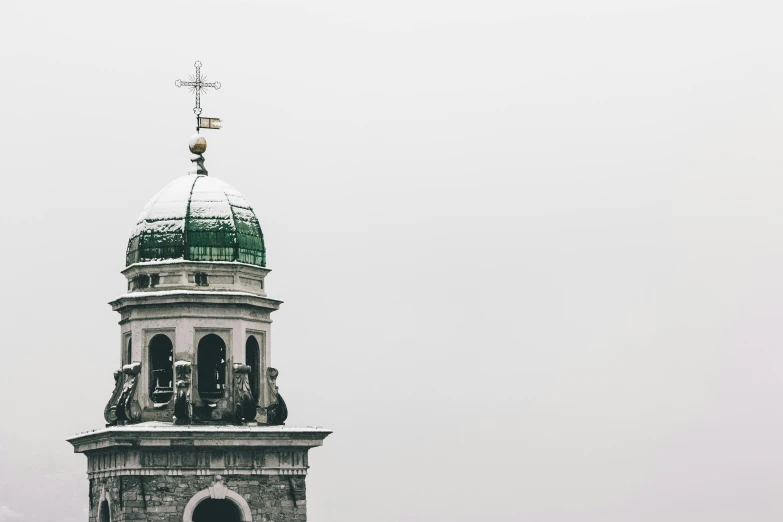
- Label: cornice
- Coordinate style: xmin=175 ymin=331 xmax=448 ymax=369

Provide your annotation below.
xmin=68 ymin=423 xmax=330 ymax=454
xmin=110 ymin=291 xmax=283 ymax=312
xmin=122 ymin=260 xmax=271 ymax=278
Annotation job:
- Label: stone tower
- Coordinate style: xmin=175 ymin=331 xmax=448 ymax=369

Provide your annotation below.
xmin=68 ymin=135 xmax=330 ymax=522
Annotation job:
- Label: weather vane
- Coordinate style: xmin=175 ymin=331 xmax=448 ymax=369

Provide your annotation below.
xmin=175 ymin=60 xmax=222 ymax=132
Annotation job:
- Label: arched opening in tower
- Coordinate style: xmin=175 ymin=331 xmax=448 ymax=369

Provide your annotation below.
xmin=126 ymin=337 xmax=132 ymax=365
xmin=246 ymin=335 xmax=261 ymax=402
xmin=149 ymin=334 xmax=174 ymax=403
xmin=192 ymin=498 xmax=241 ymax=522
xmin=198 ymin=334 xmax=227 ymax=400
xmin=98 ymin=500 xmax=110 ymax=522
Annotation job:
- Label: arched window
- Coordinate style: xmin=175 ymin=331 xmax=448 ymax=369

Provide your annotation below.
xmin=198 ymin=334 xmax=227 ymax=400
xmin=192 ymin=499 xmax=241 ymax=522
xmin=126 ymin=337 xmax=132 ymax=365
xmin=99 ymin=500 xmax=111 ymax=522
xmin=182 ymin=481 xmax=252 ymax=522
xmin=246 ymin=336 xmax=260 ymax=402
xmin=149 ymin=334 xmax=173 ymax=403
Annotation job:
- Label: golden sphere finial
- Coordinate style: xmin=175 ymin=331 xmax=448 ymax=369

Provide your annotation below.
xmin=189 ymin=134 xmax=207 ymax=155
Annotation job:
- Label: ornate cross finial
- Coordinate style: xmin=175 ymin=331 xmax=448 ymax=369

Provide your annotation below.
xmin=175 ymin=60 xmax=221 ymax=117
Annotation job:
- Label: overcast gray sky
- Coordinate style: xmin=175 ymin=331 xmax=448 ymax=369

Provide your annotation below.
xmin=2 ymin=1 xmax=783 ymax=521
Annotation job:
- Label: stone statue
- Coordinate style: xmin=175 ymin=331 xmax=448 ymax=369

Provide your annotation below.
xmin=115 ymin=363 xmax=141 ymax=424
xmin=104 ymin=369 xmax=124 ymax=426
xmin=233 ymin=364 xmax=256 ymax=424
xmin=173 ymin=361 xmax=192 ymax=425
xmin=266 ymin=367 xmax=288 ymax=426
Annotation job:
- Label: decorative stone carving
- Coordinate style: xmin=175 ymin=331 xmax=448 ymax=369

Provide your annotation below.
xmin=173 ymin=361 xmax=193 ymax=425
xmin=233 ymin=364 xmax=256 ymax=424
xmin=266 ymin=367 xmax=288 ymax=426
xmin=104 ymin=369 xmax=124 ymax=426
xmin=115 ymin=363 xmax=141 ymax=424
xmin=209 ymin=475 xmax=228 ymax=499
xmin=86 ymin=447 xmax=311 ymax=478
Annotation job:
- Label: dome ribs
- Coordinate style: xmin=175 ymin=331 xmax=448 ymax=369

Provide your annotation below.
xmin=126 ymin=175 xmax=266 ymax=267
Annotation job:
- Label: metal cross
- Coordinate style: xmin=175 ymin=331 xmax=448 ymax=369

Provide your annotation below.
xmin=175 ymin=60 xmax=221 ymax=116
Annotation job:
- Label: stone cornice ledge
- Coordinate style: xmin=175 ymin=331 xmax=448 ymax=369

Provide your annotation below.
xmin=110 ymin=291 xmax=283 ymax=312
xmin=123 ymin=260 xmax=271 ymax=276
xmin=68 ymin=422 xmax=330 ymax=453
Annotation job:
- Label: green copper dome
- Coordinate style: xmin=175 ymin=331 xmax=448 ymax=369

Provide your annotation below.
xmin=126 ymin=174 xmax=266 ymax=267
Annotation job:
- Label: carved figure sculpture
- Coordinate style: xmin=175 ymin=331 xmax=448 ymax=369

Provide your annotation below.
xmin=233 ymin=364 xmax=257 ymax=424
xmin=104 ymin=369 xmax=124 ymax=426
xmin=115 ymin=363 xmax=142 ymax=424
xmin=173 ymin=361 xmax=193 ymax=425
xmin=266 ymin=367 xmax=288 ymax=426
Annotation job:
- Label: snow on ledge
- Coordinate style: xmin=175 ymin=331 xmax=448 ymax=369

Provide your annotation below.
xmin=125 ymin=259 xmax=269 ymax=270
xmin=70 ymin=421 xmax=330 ymax=438
xmin=113 ymin=289 xmax=266 ymax=300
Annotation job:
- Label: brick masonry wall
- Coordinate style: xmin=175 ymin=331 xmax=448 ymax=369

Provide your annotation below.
xmin=90 ymin=474 xmax=307 ymax=522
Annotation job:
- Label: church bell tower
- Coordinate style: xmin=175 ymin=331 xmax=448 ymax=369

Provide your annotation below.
xmin=68 ymin=62 xmax=330 ymax=522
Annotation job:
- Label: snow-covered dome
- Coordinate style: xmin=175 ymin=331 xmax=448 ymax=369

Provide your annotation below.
xmin=126 ymin=174 xmax=266 ymax=267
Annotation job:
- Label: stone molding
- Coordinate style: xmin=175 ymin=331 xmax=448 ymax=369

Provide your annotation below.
xmin=85 ymin=447 xmax=309 ymax=479
xmin=182 ymin=476 xmax=252 ymax=522
xmin=88 ymin=468 xmax=307 ymax=479
xmin=68 ymin=423 xmax=330 ymax=453
xmin=119 ymin=310 xmax=273 ymax=324
xmin=111 ymin=291 xmax=282 ymax=315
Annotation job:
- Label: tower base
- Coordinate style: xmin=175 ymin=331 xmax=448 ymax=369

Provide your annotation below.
xmin=68 ymin=422 xmax=330 ymax=522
